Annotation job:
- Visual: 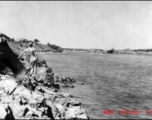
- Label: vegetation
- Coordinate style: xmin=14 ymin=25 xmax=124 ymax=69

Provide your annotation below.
xmin=0 ymin=33 xmax=63 ymax=54
xmin=34 ymin=39 xmax=39 ymax=44
xmin=47 ymin=42 xmax=63 ymax=52
xmin=134 ymin=49 xmax=152 ymax=52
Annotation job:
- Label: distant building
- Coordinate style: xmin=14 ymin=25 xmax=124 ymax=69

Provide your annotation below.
xmin=107 ymin=48 xmax=118 ymax=54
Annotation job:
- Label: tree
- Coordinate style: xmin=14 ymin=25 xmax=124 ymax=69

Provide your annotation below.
xmin=47 ymin=42 xmax=63 ymax=52
xmin=34 ymin=39 xmax=39 ymax=46
xmin=47 ymin=42 xmax=52 ymax=47
xmin=34 ymin=39 xmax=39 ymax=43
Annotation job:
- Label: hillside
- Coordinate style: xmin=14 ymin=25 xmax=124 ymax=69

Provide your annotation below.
xmin=0 ymin=33 xmax=63 ymax=56
xmin=0 ymin=33 xmax=88 ymax=119
xmin=0 ymin=40 xmax=88 ymax=119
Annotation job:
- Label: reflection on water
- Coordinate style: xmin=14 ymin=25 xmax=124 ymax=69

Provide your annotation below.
xmin=39 ymin=53 xmax=152 ymax=119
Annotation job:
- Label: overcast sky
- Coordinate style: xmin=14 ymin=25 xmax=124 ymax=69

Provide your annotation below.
xmin=0 ymin=1 xmax=152 ymax=50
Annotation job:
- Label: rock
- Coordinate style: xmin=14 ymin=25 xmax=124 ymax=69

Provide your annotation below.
xmin=54 ymin=103 xmax=65 ymax=118
xmin=5 ymin=105 xmax=15 ymax=120
xmin=0 ymin=79 xmax=17 ymax=94
xmin=20 ymin=97 xmax=28 ymax=105
xmin=53 ymin=83 xmax=60 ymax=89
xmin=65 ymin=106 xmax=88 ymax=119
xmin=62 ymin=84 xmax=74 ymax=88
xmin=1 ymin=96 xmax=13 ymax=105
xmin=32 ymin=92 xmax=43 ymax=102
xmin=13 ymin=86 xmax=32 ymax=102
xmin=36 ymin=56 xmax=49 ymax=68
xmin=54 ymin=75 xmax=76 ymax=89
xmin=36 ymin=67 xmax=54 ymax=86
xmin=43 ymin=105 xmax=55 ymax=120
xmin=46 ymin=100 xmax=61 ymax=119
xmin=0 ymin=67 xmax=15 ymax=77
xmin=10 ymin=104 xmax=26 ymax=118
xmin=0 ymin=74 xmax=89 ymax=119
xmin=0 ymin=40 xmax=26 ymax=75
xmin=46 ymin=67 xmax=52 ymax=73
xmin=0 ymin=104 xmax=7 ymax=119
xmin=78 ymin=82 xmax=84 ymax=85
xmin=29 ymin=99 xmax=37 ymax=108
xmin=61 ymin=92 xmax=69 ymax=98
xmin=54 ymin=74 xmax=61 ymax=83
xmin=24 ymin=110 xmax=34 ymax=119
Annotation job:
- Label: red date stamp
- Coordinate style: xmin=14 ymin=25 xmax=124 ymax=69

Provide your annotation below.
xmin=103 ymin=110 xmax=152 ymax=115
xmin=146 ymin=110 xmax=152 ymax=114
xmin=103 ymin=110 xmax=115 ymax=115
xmin=117 ymin=110 xmax=142 ymax=114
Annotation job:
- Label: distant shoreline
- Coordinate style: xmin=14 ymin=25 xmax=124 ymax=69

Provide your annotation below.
xmin=39 ymin=50 xmax=152 ymax=57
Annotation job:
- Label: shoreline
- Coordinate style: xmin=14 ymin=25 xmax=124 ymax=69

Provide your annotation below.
xmin=0 ymin=39 xmax=89 ymax=119
xmin=39 ymin=51 xmax=152 ymax=57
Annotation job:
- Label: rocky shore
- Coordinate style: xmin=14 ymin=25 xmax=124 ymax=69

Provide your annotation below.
xmin=0 ymin=73 xmax=88 ymax=119
xmin=0 ymin=33 xmax=89 ymax=119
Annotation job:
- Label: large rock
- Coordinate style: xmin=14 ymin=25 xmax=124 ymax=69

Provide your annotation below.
xmin=36 ymin=67 xmax=54 ymax=86
xmin=0 ymin=40 xmax=26 ymax=76
xmin=65 ymin=106 xmax=88 ymax=119
xmin=0 ymin=104 xmax=7 ymax=119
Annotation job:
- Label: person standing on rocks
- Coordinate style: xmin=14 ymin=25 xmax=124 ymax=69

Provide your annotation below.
xmin=18 ymin=42 xmax=38 ymax=77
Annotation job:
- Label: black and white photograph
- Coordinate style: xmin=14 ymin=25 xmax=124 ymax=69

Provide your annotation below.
xmin=0 ymin=1 xmax=152 ymax=119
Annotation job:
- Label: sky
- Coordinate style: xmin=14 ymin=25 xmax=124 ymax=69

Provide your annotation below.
xmin=0 ymin=1 xmax=152 ymax=50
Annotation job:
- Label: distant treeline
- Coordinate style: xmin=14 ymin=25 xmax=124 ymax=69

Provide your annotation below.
xmin=134 ymin=49 xmax=152 ymax=52
xmin=64 ymin=48 xmax=103 ymax=51
xmin=64 ymin=48 xmax=152 ymax=53
xmin=47 ymin=43 xmax=63 ymax=52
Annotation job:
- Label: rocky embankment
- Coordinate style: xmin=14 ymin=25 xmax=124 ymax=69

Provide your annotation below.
xmin=0 ymin=73 xmax=88 ymax=119
xmin=0 ymin=34 xmax=89 ymax=119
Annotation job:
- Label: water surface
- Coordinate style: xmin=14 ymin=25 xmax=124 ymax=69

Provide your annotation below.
xmin=39 ymin=53 xmax=152 ymax=119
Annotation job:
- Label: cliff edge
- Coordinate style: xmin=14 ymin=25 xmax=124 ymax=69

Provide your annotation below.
xmin=0 ymin=33 xmax=89 ymax=119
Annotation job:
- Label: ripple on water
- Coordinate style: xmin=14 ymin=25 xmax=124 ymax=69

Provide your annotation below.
xmin=39 ymin=53 xmax=152 ymax=119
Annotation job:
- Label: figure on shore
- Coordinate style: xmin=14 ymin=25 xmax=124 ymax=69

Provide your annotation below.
xmin=18 ymin=42 xmax=38 ymax=77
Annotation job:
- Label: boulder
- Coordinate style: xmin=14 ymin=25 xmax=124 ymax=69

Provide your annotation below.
xmin=65 ymin=106 xmax=88 ymax=119
xmin=0 ymin=67 xmax=14 ymax=77
xmin=0 ymin=104 xmax=7 ymax=119
xmin=0 ymin=40 xmax=26 ymax=76
xmin=5 ymin=105 xmax=15 ymax=120
xmin=54 ymin=103 xmax=65 ymax=118
xmin=0 ymin=79 xmax=17 ymax=94
xmin=36 ymin=67 xmax=54 ymax=86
